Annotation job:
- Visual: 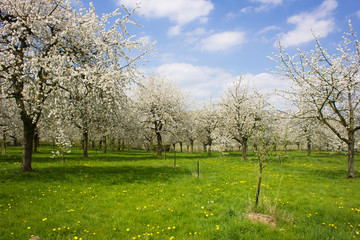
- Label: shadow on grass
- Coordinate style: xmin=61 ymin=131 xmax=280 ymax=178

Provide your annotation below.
xmin=0 ymin=163 xmax=193 ymax=186
xmin=308 ymin=168 xmax=348 ymax=179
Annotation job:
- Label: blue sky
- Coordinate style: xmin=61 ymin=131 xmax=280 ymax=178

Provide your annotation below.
xmin=82 ymin=0 xmax=360 ymax=100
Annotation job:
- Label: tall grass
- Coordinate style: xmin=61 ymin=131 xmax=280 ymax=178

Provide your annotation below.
xmin=0 ymin=147 xmax=359 ymax=239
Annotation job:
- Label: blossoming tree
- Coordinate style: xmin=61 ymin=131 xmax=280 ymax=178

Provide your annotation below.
xmin=217 ymin=76 xmax=266 ymax=160
xmin=272 ymin=22 xmax=360 ymax=178
xmin=131 ymin=74 xmax=187 ymax=156
xmin=0 ymin=0 xmax=150 ymax=171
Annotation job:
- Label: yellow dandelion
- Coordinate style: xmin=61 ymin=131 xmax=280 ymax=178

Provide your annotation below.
xmin=126 ymin=228 xmax=130 ymax=231
xmin=27 ymin=227 xmax=31 ymax=230
xmin=53 ymin=228 xmax=56 ymax=231
xmin=42 ymin=218 xmax=47 ymax=221
xmin=74 ymin=237 xmax=78 ymax=240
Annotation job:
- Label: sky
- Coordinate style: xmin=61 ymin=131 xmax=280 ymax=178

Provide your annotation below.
xmin=81 ymin=0 xmax=360 ymax=101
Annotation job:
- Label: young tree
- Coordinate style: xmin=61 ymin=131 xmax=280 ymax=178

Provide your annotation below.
xmin=272 ymin=22 xmax=360 ymax=178
xmin=0 ymin=0 xmax=150 ymax=171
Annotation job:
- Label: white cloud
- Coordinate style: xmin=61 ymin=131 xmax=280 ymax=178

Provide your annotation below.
xmin=251 ymin=0 xmax=283 ymax=4
xmin=277 ymin=0 xmax=337 ymax=47
xmin=120 ymin=0 xmax=214 ymax=36
xmin=200 ymin=31 xmax=246 ymax=52
xmin=242 ymin=73 xmax=289 ymax=91
xmin=258 ymin=25 xmax=281 ymax=35
xmin=152 ymin=63 xmax=234 ymax=99
xmin=356 ymin=10 xmax=360 ymax=19
xmin=145 ymin=63 xmax=287 ymax=101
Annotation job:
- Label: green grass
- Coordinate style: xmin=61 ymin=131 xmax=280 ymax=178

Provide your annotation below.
xmin=0 ymin=146 xmax=359 ymax=240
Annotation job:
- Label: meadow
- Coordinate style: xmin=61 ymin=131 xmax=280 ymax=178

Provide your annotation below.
xmin=0 ymin=146 xmax=359 ymax=240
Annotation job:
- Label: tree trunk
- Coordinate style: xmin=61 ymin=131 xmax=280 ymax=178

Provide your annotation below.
xmin=207 ymin=142 xmax=212 ymax=156
xmin=241 ymin=137 xmax=248 ymax=161
xmin=33 ymin=128 xmax=39 ymax=153
xmin=102 ymin=136 xmax=107 ymax=153
xmin=203 ymin=143 xmax=207 ymax=152
xmin=2 ymin=130 xmax=6 ymax=155
xmin=121 ymin=140 xmax=125 ymax=151
xmin=307 ymin=136 xmax=311 ymax=157
xmin=83 ymin=130 xmax=88 ymax=157
xmin=190 ymin=139 xmax=194 ymax=154
xmin=22 ymin=118 xmax=36 ymax=172
xmin=156 ymin=131 xmax=162 ymax=156
xmin=347 ymin=132 xmax=355 ymax=179
xmin=179 ymin=141 xmax=183 ymax=152
xmin=173 ymin=143 xmax=176 ymax=167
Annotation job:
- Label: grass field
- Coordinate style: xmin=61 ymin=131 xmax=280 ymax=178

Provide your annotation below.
xmin=1 ymin=146 xmax=359 ymax=240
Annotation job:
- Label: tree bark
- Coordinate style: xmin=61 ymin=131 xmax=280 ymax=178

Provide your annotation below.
xmin=207 ymin=142 xmax=212 ymax=156
xmin=241 ymin=137 xmax=248 ymax=161
xmin=33 ymin=128 xmax=39 ymax=153
xmin=307 ymin=136 xmax=311 ymax=157
xmin=83 ymin=130 xmax=88 ymax=157
xmin=102 ymin=136 xmax=107 ymax=153
xmin=173 ymin=143 xmax=176 ymax=167
xmin=2 ymin=130 xmax=6 ymax=155
xmin=347 ymin=131 xmax=355 ymax=179
xmin=22 ymin=118 xmax=36 ymax=172
xmin=190 ymin=139 xmax=194 ymax=154
xmin=156 ymin=131 xmax=162 ymax=156
xmin=203 ymin=143 xmax=207 ymax=152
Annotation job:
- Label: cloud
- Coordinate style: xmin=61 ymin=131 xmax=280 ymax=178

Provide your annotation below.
xmin=356 ymin=10 xmax=360 ymax=18
xmin=242 ymin=73 xmax=289 ymax=91
xmin=258 ymin=25 xmax=281 ymax=35
xmin=152 ymin=63 xmax=234 ymax=99
xmin=145 ymin=63 xmax=286 ymax=101
xmin=120 ymin=0 xmax=214 ymax=36
xmin=228 ymin=0 xmax=283 ymax=15
xmin=199 ymin=31 xmax=246 ymax=52
xmin=277 ymin=0 xmax=337 ymax=47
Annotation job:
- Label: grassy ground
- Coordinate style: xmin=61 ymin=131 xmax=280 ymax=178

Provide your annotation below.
xmin=0 ymin=146 xmax=359 ymax=240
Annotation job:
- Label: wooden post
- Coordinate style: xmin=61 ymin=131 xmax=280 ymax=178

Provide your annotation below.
xmin=197 ymin=160 xmax=200 ymax=177
xmin=173 ymin=143 xmax=176 ymax=167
